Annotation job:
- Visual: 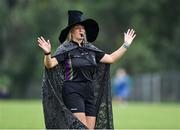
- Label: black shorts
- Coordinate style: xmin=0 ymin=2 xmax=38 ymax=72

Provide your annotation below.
xmin=62 ymin=81 xmax=96 ymax=116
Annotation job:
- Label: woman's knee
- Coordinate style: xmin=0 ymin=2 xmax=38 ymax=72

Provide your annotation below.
xmin=86 ymin=116 xmax=96 ymax=129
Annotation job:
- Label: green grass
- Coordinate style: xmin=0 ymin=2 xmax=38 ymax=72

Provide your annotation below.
xmin=0 ymin=100 xmax=45 ymax=129
xmin=113 ymin=102 xmax=180 ymax=129
xmin=0 ymin=100 xmax=179 ymax=129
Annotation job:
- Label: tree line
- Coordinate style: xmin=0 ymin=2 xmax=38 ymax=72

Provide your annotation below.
xmin=0 ymin=0 xmax=180 ymax=98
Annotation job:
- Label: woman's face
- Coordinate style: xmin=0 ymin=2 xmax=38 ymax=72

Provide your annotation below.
xmin=71 ymin=25 xmax=85 ymax=41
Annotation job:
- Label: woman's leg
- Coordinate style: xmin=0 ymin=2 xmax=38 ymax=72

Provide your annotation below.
xmin=74 ymin=112 xmax=87 ymax=127
xmin=86 ymin=116 xmax=96 ymax=129
xmin=74 ymin=113 xmax=96 ymax=129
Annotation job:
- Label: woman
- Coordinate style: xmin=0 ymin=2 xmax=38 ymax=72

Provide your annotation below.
xmin=37 ymin=10 xmax=136 ymax=129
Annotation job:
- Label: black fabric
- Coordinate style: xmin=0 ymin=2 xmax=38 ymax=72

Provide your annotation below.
xmin=42 ymin=41 xmax=114 ymax=129
xmin=62 ymin=81 xmax=96 ymax=116
xmin=59 ymin=10 xmax=99 ymax=43
xmin=54 ymin=53 xmax=67 ymax=62
xmin=96 ymin=51 xmax=105 ymax=63
xmin=54 ymin=41 xmax=105 ymax=63
xmin=63 ymin=91 xmax=85 ymax=113
xmin=55 ymin=45 xmax=105 ymax=64
xmin=54 ymin=41 xmax=105 ymax=82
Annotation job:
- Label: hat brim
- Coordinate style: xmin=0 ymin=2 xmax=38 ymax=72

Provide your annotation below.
xmin=59 ymin=19 xmax=99 ymax=43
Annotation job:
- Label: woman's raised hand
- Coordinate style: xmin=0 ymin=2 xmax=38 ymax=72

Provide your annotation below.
xmin=124 ymin=29 xmax=136 ymax=45
xmin=37 ymin=36 xmax=51 ymax=54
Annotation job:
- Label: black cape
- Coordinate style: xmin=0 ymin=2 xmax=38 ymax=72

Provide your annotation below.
xmin=42 ymin=41 xmax=114 ymax=129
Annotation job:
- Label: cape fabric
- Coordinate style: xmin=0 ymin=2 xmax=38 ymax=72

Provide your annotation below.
xmin=42 ymin=41 xmax=114 ymax=129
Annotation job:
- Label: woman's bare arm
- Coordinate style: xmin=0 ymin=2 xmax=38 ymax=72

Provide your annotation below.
xmin=100 ymin=29 xmax=136 ymax=64
xmin=43 ymin=54 xmax=58 ymax=69
xmin=37 ymin=36 xmax=58 ymax=69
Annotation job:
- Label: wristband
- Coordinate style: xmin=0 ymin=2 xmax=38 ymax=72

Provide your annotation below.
xmin=44 ymin=52 xmax=51 ymax=55
xmin=122 ymin=42 xmax=130 ymax=49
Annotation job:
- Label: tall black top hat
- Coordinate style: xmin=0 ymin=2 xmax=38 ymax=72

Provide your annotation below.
xmin=59 ymin=10 xmax=99 ymax=43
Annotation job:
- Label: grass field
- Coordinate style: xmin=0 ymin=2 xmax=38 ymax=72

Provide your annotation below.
xmin=0 ymin=100 xmax=179 ymax=129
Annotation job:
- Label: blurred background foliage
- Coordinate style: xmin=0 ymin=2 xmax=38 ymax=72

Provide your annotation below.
xmin=0 ymin=0 xmax=180 ymax=98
